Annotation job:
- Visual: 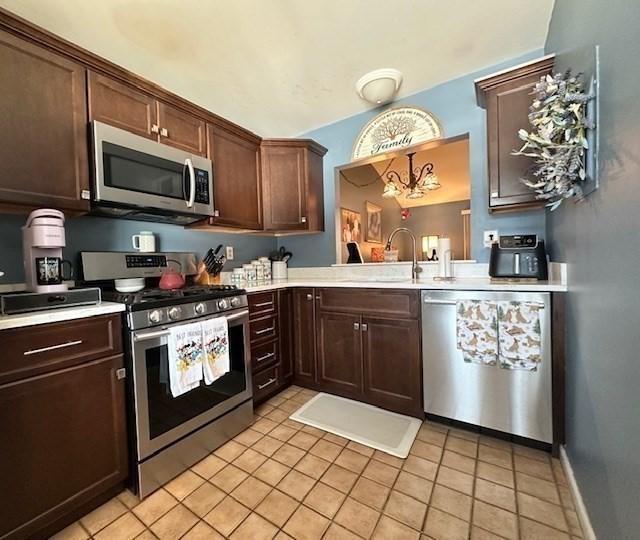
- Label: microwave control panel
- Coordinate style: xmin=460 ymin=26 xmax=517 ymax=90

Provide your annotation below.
xmin=194 ymin=169 xmax=210 ymax=204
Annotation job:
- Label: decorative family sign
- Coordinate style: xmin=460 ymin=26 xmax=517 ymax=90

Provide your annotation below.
xmin=352 ymin=106 xmax=443 ymax=160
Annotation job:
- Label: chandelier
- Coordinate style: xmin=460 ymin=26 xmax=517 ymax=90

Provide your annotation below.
xmin=382 ymin=152 xmax=441 ymax=199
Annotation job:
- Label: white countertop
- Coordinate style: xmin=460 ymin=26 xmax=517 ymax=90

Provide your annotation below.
xmin=0 ymin=301 xmax=126 ymax=331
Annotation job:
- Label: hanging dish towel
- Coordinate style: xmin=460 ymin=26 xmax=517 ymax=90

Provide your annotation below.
xmin=498 ymin=301 xmax=542 ymax=371
xmin=456 ymin=300 xmax=498 ymax=366
xmin=168 ymin=322 xmax=204 ymax=397
xmin=202 ymin=316 xmax=230 ymax=384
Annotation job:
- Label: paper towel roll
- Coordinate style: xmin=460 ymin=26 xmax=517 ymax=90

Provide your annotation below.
xmin=437 ymin=237 xmax=451 ymax=278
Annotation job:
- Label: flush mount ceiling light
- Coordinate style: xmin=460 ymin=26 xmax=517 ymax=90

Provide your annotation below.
xmin=382 ymin=152 xmax=441 ymax=200
xmin=356 ymin=68 xmax=403 ymax=105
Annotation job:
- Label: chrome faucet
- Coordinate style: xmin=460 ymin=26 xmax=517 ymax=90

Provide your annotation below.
xmin=386 ymin=227 xmax=422 ymax=280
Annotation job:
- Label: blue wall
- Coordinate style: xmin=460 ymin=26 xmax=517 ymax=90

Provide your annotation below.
xmin=281 ymin=50 xmax=547 ymax=266
xmin=545 ymin=1 xmax=640 ymax=538
xmin=0 ymin=214 xmax=276 ymax=283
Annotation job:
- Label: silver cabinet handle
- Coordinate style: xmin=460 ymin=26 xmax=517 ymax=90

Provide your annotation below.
xmin=254 ymin=326 xmax=275 ymax=335
xmin=306 ymin=293 xmax=313 ymax=301
xmin=23 ymin=340 xmax=83 ymax=356
xmin=353 ymin=322 xmax=360 ymax=330
xmin=116 ymin=368 xmax=126 ymax=380
xmin=213 ymin=210 xmax=220 ymax=217
xmin=134 ymin=329 xmax=171 ymax=342
xmin=361 ymin=323 xmax=368 ymax=331
xmin=151 ymin=124 xmax=159 ymax=134
xmin=253 ymin=301 xmax=273 ymax=308
xmin=160 ymin=127 xmax=169 ymax=137
xmin=256 ymin=352 xmax=275 ymax=363
xmin=258 ymin=377 xmax=277 ymax=390
xmin=301 ymin=216 xmax=307 ymax=223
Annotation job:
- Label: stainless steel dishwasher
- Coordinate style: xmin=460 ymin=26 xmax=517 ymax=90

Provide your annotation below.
xmin=421 ymin=290 xmax=552 ymax=443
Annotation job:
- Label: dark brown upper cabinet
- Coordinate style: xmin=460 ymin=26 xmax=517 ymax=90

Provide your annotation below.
xmin=0 ymin=30 xmax=90 ymax=213
xmin=158 ymin=102 xmax=206 ymax=156
xmin=476 ymin=56 xmax=554 ymax=212
xmin=261 ymin=139 xmax=327 ymax=232
xmin=206 ymin=124 xmax=262 ymax=229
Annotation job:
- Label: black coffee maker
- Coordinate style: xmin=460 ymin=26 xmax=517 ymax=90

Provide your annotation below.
xmin=489 ymin=235 xmax=548 ymax=280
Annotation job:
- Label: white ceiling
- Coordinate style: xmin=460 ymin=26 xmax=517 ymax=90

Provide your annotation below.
xmin=0 ymin=0 xmax=554 ymax=137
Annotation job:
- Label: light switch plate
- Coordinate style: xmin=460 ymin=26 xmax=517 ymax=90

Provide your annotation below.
xmin=225 ymin=246 xmax=234 ymax=260
xmin=484 ymin=230 xmax=499 ymax=248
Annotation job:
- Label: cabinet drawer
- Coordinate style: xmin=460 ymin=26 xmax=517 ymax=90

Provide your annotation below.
xmin=251 ymin=340 xmax=279 ymax=372
xmin=250 ymin=314 xmax=278 ymax=343
xmin=1 ymin=314 xmax=122 ymax=384
xmin=317 ymin=288 xmax=420 ymax=319
xmin=248 ymin=291 xmax=277 ymax=319
xmin=253 ymin=364 xmax=280 ymax=401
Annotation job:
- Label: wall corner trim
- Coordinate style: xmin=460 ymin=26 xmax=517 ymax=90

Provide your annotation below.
xmin=560 ymin=446 xmax=597 ymax=540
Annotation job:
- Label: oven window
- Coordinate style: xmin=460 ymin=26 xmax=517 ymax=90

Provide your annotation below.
xmin=103 ymin=142 xmax=186 ymax=200
xmin=144 ymin=323 xmax=247 ymax=440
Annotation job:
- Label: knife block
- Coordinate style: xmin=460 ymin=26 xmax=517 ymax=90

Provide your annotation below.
xmin=195 ymin=262 xmax=221 ymax=285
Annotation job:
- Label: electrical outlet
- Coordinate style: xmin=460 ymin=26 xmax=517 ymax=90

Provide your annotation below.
xmin=225 ymin=246 xmax=234 ymax=260
xmin=484 ymin=230 xmax=499 ymax=248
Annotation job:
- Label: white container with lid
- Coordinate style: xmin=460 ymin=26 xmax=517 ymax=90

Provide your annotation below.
xmin=243 ymin=263 xmax=257 ymax=282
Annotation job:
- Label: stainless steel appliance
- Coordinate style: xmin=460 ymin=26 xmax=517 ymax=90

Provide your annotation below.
xmin=81 ymin=252 xmax=252 ymax=498
xmin=489 ymin=235 xmax=548 ymax=280
xmin=0 ymin=288 xmax=101 ymax=315
xmin=422 ymin=290 xmax=552 ymax=443
xmin=92 ymin=121 xmax=214 ymax=224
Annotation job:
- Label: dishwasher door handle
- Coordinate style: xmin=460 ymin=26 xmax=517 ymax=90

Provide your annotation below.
xmin=423 ymin=299 xmax=457 ymax=305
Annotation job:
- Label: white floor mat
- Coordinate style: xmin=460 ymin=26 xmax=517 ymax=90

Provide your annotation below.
xmin=289 ymin=392 xmax=421 ymax=458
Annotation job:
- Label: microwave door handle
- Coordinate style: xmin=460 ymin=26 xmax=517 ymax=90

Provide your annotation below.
xmin=185 ymin=158 xmax=195 ymax=208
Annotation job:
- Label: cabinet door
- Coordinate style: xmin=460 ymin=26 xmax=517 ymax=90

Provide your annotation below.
xmin=208 ymin=124 xmax=262 ymax=229
xmin=278 ymin=288 xmax=295 ymax=384
xmin=158 ymin=102 xmax=207 ymax=156
xmin=292 ymin=288 xmax=316 ymax=386
xmin=0 ymin=31 xmax=89 ymax=211
xmin=0 ymin=354 xmax=128 ymax=539
xmin=262 ymin=145 xmax=307 ymax=230
xmin=362 ymin=317 xmax=422 ymax=417
xmin=316 ymin=311 xmax=363 ymax=399
xmin=88 ymin=71 xmax=158 ymax=139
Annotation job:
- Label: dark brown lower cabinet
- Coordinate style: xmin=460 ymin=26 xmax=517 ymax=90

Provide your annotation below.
xmin=278 ymin=289 xmax=295 ymax=385
xmin=292 ymin=288 xmax=317 ymax=387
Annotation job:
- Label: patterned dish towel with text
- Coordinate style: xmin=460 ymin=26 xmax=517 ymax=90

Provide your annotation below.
xmin=497 ymin=301 xmax=542 ymax=371
xmin=168 ymin=322 xmax=204 ymax=397
xmin=456 ymin=300 xmax=498 ymax=366
xmin=202 ymin=316 xmax=230 ymax=384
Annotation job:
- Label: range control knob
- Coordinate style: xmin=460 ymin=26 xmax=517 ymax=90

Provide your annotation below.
xmin=230 ymin=296 xmax=241 ymax=307
xmin=168 ymin=306 xmax=182 ymax=320
xmin=195 ymin=302 xmax=206 ymax=315
xmin=217 ymin=299 xmax=229 ymax=310
xmin=148 ymin=309 xmax=163 ymax=324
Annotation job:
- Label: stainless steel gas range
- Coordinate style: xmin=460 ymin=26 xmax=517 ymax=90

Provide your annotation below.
xmin=80 ymin=252 xmax=253 ymax=498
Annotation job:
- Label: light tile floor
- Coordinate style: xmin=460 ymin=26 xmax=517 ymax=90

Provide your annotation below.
xmin=53 ymin=386 xmax=583 ymax=540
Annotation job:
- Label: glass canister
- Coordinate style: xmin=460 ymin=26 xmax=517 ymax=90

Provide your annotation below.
xmin=259 ymin=256 xmax=272 ymax=280
xmin=231 ymin=267 xmax=245 ymax=284
xmin=243 ymin=263 xmax=257 ymax=282
xmin=251 ymin=259 xmax=264 ymax=280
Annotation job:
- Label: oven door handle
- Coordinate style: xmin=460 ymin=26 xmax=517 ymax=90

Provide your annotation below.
xmin=133 ymin=329 xmax=171 ymax=342
xmin=225 ymin=310 xmax=249 ymax=322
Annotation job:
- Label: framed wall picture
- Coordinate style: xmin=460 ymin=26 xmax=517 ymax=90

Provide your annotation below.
xmin=341 ymin=208 xmax=362 ymax=243
xmin=365 ymin=201 xmax=383 ymax=243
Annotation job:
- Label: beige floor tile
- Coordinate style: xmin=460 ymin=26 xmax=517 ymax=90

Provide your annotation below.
xmin=182 ymin=482 xmax=226 ymax=517
xmin=436 ymin=466 xmax=474 ymax=495
xmin=393 ymin=470 xmax=433 ymax=503
xmin=335 ymin=448 xmax=370 ymax=474
xmin=403 ymin=455 xmax=439 ymax=481
xmin=278 ymin=400 xmax=300 ymax=413
xmin=476 ymin=461 xmax=515 ymax=489
xmin=267 ymin=394 xmax=288 ymax=406
xmin=289 ymin=395 xmax=309 ymax=406
xmin=277 ymin=469 xmax=316 ymax=501
xmin=475 ymin=479 xmax=516 ymax=515
xmin=448 ymin=427 xmax=480 ymax=442
xmin=516 ymin=471 xmax=561 ymax=504
xmin=309 ymin=439 xmax=343 ymax=462
xmin=283 ymin=505 xmax=330 ymax=540
xmin=93 ymin=512 xmax=145 ymax=540
xmin=513 ymin=444 xmax=551 ymax=463
xmin=149 ymin=504 xmax=199 ymax=540
xmin=50 ymin=521 xmax=89 ymax=540
xmin=204 ymin=496 xmax=251 ymax=537
xmin=323 ymin=522 xmax=362 ymax=539
xmin=321 ymin=463 xmax=359 ymax=493
xmin=517 ymin=492 xmax=568 ymax=531
xmin=416 ymin=425 xmax=447 ymax=447
xmin=132 ymin=489 xmax=178 ymax=526
xmin=350 ymin=476 xmax=391 ymax=510
xmin=446 ymin=435 xmax=478 ymax=458
xmin=346 ymin=440 xmax=375 ymax=457
xmin=479 ymin=436 xmax=512 ymax=452
xmin=254 ymin=458 xmax=291 ymax=486
xmin=253 ymin=435 xmax=285 ymax=457
xmin=117 ymin=490 xmax=140 ymax=509
xmin=289 ymin=431 xmax=320 ymax=451
xmin=210 ymin=464 xmax=249 ymax=493
xmin=230 ymin=512 xmax=278 ymax=540
xmin=384 ymin=490 xmax=427 ymax=529
xmin=430 ymin=484 xmax=472 ymax=521
xmin=558 ymin=484 xmax=576 ymax=510
xmin=372 ymin=449 xmax=404 ymax=468
xmin=164 ymin=470 xmax=205 ymax=501
xmin=478 ymin=445 xmax=513 ymax=470
xmin=304 ymin=482 xmax=346 ymax=518
xmin=272 ymin=443 xmax=306 ymax=467
xmin=231 ymin=476 xmax=272 ymax=509
xmin=323 ymin=432 xmax=350 ymax=446
xmin=552 ymin=458 xmax=568 ymax=486
xmin=80 ymin=497 xmax=128 ymax=535
xmin=281 ymin=418 xmax=305 ymax=430
xmin=269 ymin=424 xmax=297 ymax=442
xmin=514 ymin=454 xmax=554 ymax=482
xmin=472 ymin=500 xmax=518 ymax=540
xmin=441 ymin=450 xmax=476 ymax=475
xmin=266 ymin=408 xmax=290 ymax=423
xmin=234 ymin=447 xmax=268 ymax=473
xmin=520 ymin=516 xmax=572 ymax=540
xmin=294 ymin=453 xmax=331 ymax=479
xmin=423 ymin=507 xmax=469 ymax=540
xmin=234 ymin=428 xmax=264 ymax=447
xmin=410 ymin=439 xmax=444 ymax=463
xmin=255 ymin=489 xmax=299 ymax=528
xmin=362 ymin=458 xmax=400 ymax=487
xmin=255 ymin=403 xmax=276 ymax=417
xmin=134 ymin=530 xmax=158 ymax=539
xmin=181 ymin=520 xmax=225 ymax=540
xmin=470 ymin=525 xmax=505 ymax=539
xmin=302 ymin=425 xmax=326 ymax=438
xmin=565 ymin=508 xmax=583 ymax=537
xmin=214 ymin=439 xmax=246 ymax=462
xmin=334 ymin=497 xmax=381 ymax=538
xmin=252 ymin=417 xmax=279 ymax=434
xmin=191 ymin=454 xmax=227 ymax=479
xmin=373 ymin=515 xmax=421 ymax=539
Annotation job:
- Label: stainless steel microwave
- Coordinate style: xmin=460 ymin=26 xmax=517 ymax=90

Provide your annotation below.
xmin=91 ymin=121 xmax=214 ymax=224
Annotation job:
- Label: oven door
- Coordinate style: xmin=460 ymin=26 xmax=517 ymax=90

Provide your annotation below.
xmin=93 ymin=121 xmax=214 ymax=217
xmin=131 ymin=309 xmax=251 ymax=460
